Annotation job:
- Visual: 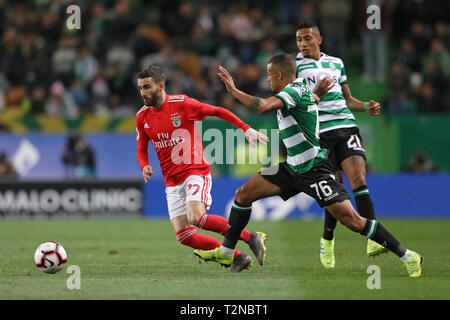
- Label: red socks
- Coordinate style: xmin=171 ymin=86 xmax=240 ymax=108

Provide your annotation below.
xmin=175 ymin=213 xmax=252 ymax=258
xmin=176 ymin=226 xmax=241 ymax=258
xmin=196 ymin=213 xmax=251 ymax=242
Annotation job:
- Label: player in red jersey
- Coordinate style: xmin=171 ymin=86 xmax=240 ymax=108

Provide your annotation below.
xmin=136 ymin=65 xmax=269 ymax=272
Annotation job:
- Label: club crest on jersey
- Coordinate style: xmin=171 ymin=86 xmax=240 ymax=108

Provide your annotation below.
xmin=329 ymin=62 xmax=336 ymax=70
xmin=170 ymin=113 xmax=181 ymax=127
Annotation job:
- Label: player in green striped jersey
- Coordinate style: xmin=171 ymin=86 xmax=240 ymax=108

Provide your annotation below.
xmin=295 ymin=19 xmax=387 ymax=268
xmin=194 ymin=54 xmax=422 ymax=278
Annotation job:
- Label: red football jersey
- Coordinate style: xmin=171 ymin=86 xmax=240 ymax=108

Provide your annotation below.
xmin=136 ymin=94 xmax=250 ymax=186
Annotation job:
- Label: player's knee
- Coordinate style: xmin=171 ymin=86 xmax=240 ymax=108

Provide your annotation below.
xmin=186 ymin=211 xmax=201 ymax=226
xmin=235 ymin=186 xmax=253 ymax=207
xmin=186 ymin=202 xmax=206 ymax=226
xmin=349 ymin=173 xmax=366 ymax=190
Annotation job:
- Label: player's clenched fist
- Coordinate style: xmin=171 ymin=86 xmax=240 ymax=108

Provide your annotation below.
xmin=367 ymin=100 xmax=381 ymax=116
xmin=142 ymin=165 xmax=153 ymax=183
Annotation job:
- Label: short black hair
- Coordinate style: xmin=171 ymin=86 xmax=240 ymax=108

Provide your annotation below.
xmin=297 ymin=17 xmax=320 ymax=33
xmin=267 ymin=53 xmax=296 ymax=76
xmin=138 ymin=65 xmax=166 ymax=83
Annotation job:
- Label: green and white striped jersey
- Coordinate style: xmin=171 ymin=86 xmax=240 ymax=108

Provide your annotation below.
xmin=275 ymin=78 xmax=327 ymax=174
xmin=296 ymin=52 xmax=356 ymax=133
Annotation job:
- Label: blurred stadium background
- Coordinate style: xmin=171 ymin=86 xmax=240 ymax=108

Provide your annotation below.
xmin=0 ymin=0 xmax=448 ymax=220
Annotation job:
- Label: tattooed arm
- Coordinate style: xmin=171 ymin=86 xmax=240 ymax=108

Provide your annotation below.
xmin=218 ymin=66 xmax=284 ymax=114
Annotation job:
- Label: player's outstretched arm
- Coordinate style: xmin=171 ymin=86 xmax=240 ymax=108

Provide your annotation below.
xmin=185 ymin=95 xmax=269 ymax=147
xmin=218 ymin=66 xmax=284 ymax=114
xmin=341 ymin=83 xmax=381 ymax=116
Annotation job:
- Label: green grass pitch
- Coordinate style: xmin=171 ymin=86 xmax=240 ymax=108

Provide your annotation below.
xmin=0 ymin=218 xmax=448 ymax=300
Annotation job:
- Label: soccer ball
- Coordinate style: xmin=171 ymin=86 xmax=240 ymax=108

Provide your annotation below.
xmin=34 ymin=241 xmax=67 ymax=274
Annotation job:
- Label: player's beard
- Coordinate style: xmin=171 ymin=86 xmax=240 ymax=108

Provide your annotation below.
xmin=145 ymin=90 xmax=162 ymax=107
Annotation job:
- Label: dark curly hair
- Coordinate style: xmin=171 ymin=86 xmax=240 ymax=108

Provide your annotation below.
xmin=137 ymin=65 xmax=166 ymax=83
